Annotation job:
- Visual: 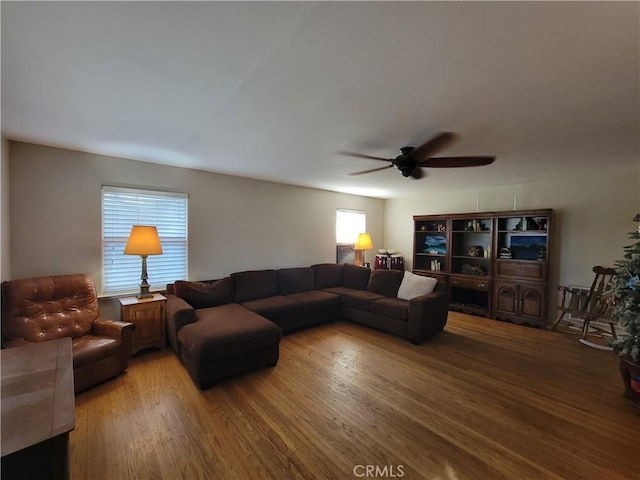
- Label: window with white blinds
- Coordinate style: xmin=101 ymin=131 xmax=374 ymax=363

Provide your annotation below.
xmin=102 ymin=186 xmax=188 ymax=296
xmin=336 ymin=209 xmax=366 ymax=243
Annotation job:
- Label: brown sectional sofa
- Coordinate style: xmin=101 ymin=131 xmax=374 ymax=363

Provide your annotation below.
xmin=166 ymin=263 xmax=450 ymax=389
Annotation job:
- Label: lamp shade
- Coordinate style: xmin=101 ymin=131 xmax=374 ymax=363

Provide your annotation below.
xmin=354 ymin=232 xmax=373 ymax=250
xmin=124 ymin=225 xmax=163 ymax=256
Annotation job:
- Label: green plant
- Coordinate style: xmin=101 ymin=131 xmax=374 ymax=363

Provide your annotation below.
xmin=611 ymin=214 xmax=640 ymax=363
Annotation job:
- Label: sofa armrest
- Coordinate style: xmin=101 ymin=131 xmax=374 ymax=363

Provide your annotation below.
xmin=407 ymin=283 xmax=451 ymax=344
xmin=93 ymin=319 xmax=135 ymax=366
xmin=93 ymin=319 xmax=134 ymax=338
xmin=166 ymin=294 xmax=196 ymax=355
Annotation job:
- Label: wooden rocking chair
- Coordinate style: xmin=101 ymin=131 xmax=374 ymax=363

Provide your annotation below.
xmin=549 ymin=266 xmax=617 ymax=344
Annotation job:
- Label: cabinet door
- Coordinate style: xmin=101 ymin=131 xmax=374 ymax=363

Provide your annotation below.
xmin=133 ymin=304 xmax=161 ymax=345
xmin=125 ymin=302 xmax=166 ymax=352
xmin=494 ymin=281 xmax=547 ymax=325
xmin=494 ymin=283 xmax=518 ymax=316
xmin=519 ymin=284 xmax=547 ymax=323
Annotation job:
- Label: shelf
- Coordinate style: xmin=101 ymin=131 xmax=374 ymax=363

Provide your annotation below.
xmin=452 ymin=255 xmax=490 ymax=259
xmin=412 ymin=269 xmax=448 ymax=277
xmin=450 ymin=273 xmax=490 ymax=279
xmin=450 ymin=303 xmax=490 ymax=317
xmin=417 ymin=252 xmax=446 ymax=256
xmin=450 ymin=302 xmax=489 ymax=311
xmin=496 ymin=258 xmax=544 ymax=263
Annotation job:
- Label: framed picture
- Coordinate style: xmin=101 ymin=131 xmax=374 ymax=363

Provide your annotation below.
xmin=510 ymin=235 xmax=546 ymax=260
xmin=424 ymin=235 xmax=447 ymax=255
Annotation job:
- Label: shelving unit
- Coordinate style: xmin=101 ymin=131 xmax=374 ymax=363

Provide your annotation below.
xmin=413 ymin=209 xmax=553 ymax=326
xmin=448 ymin=214 xmax=493 ymax=317
xmin=492 ymin=210 xmax=552 ymax=326
xmin=413 ymin=216 xmax=449 ymax=282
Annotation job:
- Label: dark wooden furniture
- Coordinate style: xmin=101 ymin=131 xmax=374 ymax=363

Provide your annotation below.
xmin=119 ymin=293 xmax=167 ymax=355
xmin=413 ymin=209 xmax=553 ymax=326
xmin=549 ymin=265 xmax=617 ymax=339
xmin=1 ymin=337 xmax=75 ymax=480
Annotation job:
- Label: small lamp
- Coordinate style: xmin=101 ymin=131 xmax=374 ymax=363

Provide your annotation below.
xmin=354 ymin=232 xmax=373 ymax=267
xmin=124 ymin=225 xmax=163 ymax=299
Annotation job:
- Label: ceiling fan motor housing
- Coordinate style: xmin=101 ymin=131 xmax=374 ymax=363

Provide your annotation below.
xmin=395 ymin=147 xmax=417 ymax=176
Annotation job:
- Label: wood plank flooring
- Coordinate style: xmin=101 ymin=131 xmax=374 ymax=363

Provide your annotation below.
xmin=70 ymin=312 xmax=638 ymax=479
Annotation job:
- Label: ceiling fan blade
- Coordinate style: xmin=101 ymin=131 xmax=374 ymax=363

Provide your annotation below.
xmin=349 ymin=164 xmax=394 ymax=176
xmin=417 ymin=156 xmax=496 ymax=168
xmin=337 ymin=150 xmax=392 ymax=162
xmin=410 ymin=167 xmax=424 ymax=179
xmin=407 ymin=132 xmax=459 ymax=163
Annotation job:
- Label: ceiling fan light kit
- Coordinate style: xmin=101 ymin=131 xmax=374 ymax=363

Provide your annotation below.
xmin=341 ymin=132 xmax=496 ymax=179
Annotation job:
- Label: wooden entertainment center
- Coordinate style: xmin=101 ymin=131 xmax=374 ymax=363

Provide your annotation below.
xmin=413 ymin=209 xmax=553 ymax=327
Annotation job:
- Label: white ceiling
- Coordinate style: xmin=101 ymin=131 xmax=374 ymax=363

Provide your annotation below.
xmin=2 ymin=1 xmax=638 ymax=199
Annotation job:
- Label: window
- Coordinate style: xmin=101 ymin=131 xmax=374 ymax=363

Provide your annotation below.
xmin=102 ymin=186 xmax=188 ymax=296
xmin=336 ymin=209 xmax=366 ymax=244
xmin=336 ymin=209 xmax=366 ymax=263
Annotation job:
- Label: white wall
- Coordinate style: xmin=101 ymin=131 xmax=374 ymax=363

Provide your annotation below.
xmin=1 ymin=135 xmax=10 ymax=281
xmin=9 ymin=140 xmax=639 ymax=322
xmin=8 ymin=142 xmax=384 ymax=293
xmin=384 ymin=170 xmax=640 ymax=308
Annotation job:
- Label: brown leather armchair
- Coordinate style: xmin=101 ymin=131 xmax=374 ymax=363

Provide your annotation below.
xmin=1 ymin=274 xmax=134 ymax=393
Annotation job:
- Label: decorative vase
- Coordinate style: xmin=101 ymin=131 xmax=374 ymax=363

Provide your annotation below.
xmin=619 ymin=356 xmax=640 ymax=407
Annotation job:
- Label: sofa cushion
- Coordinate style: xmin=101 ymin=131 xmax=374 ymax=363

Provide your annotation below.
xmin=397 ymin=271 xmax=438 ymax=300
xmin=311 ymin=263 xmax=344 ymax=289
xmin=341 ymin=290 xmax=385 ymax=311
xmin=174 ymin=278 xmax=234 ymax=309
xmin=321 ymin=286 xmax=358 ymax=295
xmin=287 ymin=290 xmax=341 ymax=312
xmin=179 ymin=303 xmax=281 ymax=361
xmin=342 ymin=264 xmax=371 ymax=290
xmin=278 ymin=267 xmax=314 ymax=295
xmin=231 ymin=270 xmax=279 ymax=303
xmin=241 ymin=295 xmax=303 ymax=320
xmin=72 ymin=335 xmax=122 ymax=368
xmin=371 ymin=297 xmax=409 ymax=321
xmin=367 ymin=269 xmax=404 ymax=297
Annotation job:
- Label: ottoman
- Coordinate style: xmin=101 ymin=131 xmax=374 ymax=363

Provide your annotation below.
xmin=177 ymin=303 xmax=282 ymax=389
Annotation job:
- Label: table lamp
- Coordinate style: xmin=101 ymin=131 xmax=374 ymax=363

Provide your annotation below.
xmin=124 ymin=225 xmax=163 ymax=298
xmin=354 ymin=232 xmax=373 ymax=267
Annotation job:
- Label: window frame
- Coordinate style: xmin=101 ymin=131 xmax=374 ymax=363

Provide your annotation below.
xmin=336 ymin=209 xmax=366 ymax=264
xmin=101 ymin=186 xmax=188 ymax=296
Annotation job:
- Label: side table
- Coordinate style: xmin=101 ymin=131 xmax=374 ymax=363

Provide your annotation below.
xmin=119 ymin=293 xmax=167 ymax=355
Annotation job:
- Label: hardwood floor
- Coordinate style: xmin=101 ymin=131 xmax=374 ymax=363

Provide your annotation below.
xmin=70 ymin=312 xmax=638 ymax=479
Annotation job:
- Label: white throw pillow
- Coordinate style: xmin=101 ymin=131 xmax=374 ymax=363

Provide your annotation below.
xmin=397 ymin=271 xmax=438 ymax=300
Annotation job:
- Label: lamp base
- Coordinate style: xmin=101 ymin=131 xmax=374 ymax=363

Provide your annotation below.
xmin=354 ymin=250 xmax=370 ymax=268
xmin=137 ymin=287 xmax=153 ymax=300
xmin=137 ymin=256 xmax=154 ymax=299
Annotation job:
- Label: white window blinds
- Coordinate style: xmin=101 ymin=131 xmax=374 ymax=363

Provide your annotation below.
xmin=102 ymin=186 xmax=188 ymax=295
xmin=336 ymin=209 xmax=366 ymax=244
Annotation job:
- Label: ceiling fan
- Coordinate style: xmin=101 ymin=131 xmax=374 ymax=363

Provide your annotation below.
xmin=339 ymin=132 xmax=495 ymax=179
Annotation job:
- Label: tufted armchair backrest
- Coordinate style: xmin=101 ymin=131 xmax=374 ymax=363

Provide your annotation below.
xmin=2 ymin=274 xmax=99 ymax=344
